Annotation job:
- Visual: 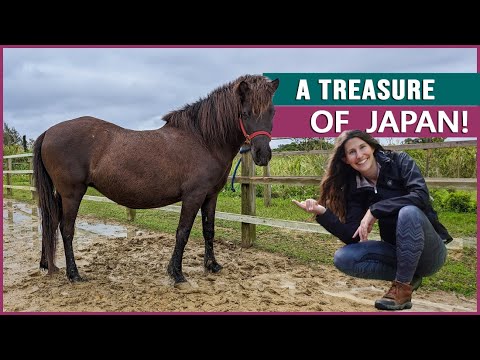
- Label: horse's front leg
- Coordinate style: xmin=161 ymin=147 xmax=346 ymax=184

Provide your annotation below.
xmin=201 ymin=194 xmax=222 ymax=273
xmin=167 ymin=198 xmax=203 ymax=284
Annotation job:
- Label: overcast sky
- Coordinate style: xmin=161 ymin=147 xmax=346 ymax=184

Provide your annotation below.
xmin=3 ymin=47 xmax=477 ymax=148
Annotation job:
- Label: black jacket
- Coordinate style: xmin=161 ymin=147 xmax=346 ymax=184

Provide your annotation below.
xmin=316 ymin=150 xmax=452 ymax=245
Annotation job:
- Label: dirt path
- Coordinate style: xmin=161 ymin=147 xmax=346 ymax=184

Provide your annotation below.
xmin=2 ymin=199 xmax=477 ymax=313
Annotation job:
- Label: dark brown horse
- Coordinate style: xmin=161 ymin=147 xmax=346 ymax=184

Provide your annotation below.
xmin=33 ymin=74 xmax=279 ymax=285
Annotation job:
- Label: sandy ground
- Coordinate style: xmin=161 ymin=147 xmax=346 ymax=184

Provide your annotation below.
xmin=2 ymin=199 xmax=477 ymax=314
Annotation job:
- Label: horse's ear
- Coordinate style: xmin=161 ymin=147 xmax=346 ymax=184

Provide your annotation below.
xmin=236 ymin=81 xmax=250 ymax=103
xmin=270 ymin=78 xmax=280 ymax=92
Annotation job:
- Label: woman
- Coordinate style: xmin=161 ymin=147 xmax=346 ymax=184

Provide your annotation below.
xmin=293 ymin=130 xmax=451 ymax=311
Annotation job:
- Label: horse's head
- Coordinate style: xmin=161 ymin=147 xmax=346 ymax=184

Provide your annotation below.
xmin=236 ymin=78 xmax=280 ymax=166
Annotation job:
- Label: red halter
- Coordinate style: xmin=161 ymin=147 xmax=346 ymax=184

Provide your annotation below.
xmin=239 ymin=117 xmax=272 ymax=144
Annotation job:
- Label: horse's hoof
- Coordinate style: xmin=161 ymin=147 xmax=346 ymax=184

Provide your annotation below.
xmin=206 ymin=262 xmax=223 ymax=273
xmin=68 ymin=274 xmax=86 ymax=283
xmin=174 ymin=281 xmax=192 ymax=290
xmin=167 ymin=263 xmax=187 ymax=283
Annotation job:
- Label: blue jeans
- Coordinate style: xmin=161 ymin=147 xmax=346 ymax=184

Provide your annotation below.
xmin=333 ymin=206 xmax=448 ymax=282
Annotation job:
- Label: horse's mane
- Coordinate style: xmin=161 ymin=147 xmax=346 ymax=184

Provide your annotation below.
xmin=163 ymin=74 xmax=274 ymax=146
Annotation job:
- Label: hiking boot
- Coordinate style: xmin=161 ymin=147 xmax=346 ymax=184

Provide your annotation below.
xmin=374 ymin=280 xmax=413 ymax=310
xmin=411 ymin=276 xmax=423 ymax=291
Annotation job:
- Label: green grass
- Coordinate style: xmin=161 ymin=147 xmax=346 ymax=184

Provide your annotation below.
xmin=437 ymin=212 xmax=477 ymax=237
xmin=4 ymin=184 xmax=477 ymax=298
xmin=424 ymin=247 xmax=477 ymax=297
xmin=217 ymin=193 xmax=319 ymax=222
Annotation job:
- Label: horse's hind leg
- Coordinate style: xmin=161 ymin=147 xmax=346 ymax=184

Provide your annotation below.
xmin=59 ymin=185 xmax=87 ymax=282
xmin=201 ymin=194 xmax=222 ymax=273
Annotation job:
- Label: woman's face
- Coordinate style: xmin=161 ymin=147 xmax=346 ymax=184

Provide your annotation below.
xmin=343 ymin=137 xmax=376 ymax=175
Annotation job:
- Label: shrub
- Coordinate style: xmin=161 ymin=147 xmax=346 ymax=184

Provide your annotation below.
xmin=445 ymin=191 xmax=474 ymax=213
xmin=430 ymin=189 xmax=453 ymax=211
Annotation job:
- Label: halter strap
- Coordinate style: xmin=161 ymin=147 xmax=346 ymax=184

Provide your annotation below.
xmin=239 ymin=117 xmax=272 ymax=144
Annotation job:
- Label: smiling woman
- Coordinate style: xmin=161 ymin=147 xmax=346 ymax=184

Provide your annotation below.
xmin=292 ymin=129 xmax=452 ymax=311
xmin=343 ymin=136 xmax=379 ymax=187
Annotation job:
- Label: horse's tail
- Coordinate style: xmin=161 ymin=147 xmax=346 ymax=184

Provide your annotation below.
xmin=33 ymin=132 xmax=61 ymax=271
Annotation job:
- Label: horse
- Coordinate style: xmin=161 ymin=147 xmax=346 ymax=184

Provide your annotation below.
xmin=33 ymin=74 xmax=280 ymax=285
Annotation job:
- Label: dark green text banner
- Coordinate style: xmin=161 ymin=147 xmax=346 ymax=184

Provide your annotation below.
xmin=263 ymin=73 xmax=480 ymax=106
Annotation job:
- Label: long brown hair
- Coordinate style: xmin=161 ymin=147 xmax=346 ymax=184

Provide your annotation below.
xmin=163 ymin=74 xmax=277 ymax=147
xmin=318 ymin=130 xmax=384 ymax=222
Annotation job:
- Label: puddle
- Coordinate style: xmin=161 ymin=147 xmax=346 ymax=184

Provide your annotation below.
xmin=3 ymin=208 xmax=31 ymax=224
xmin=14 ymin=202 xmax=38 ymax=215
xmin=76 ymin=220 xmax=129 ymax=238
xmin=3 ymin=199 xmax=135 ymax=244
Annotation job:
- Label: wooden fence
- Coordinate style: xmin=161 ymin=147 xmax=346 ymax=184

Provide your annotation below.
xmin=3 ymin=140 xmax=477 ymax=248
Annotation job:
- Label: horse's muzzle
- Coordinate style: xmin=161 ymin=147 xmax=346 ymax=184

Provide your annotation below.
xmin=251 ymin=142 xmax=272 ymax=166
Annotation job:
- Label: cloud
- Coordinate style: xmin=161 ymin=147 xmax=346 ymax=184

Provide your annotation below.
xmin=3 ymin=47 xmax=476 ymax=141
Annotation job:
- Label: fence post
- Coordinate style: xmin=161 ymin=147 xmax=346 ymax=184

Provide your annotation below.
xmin=7 ymin=158 xmax=13 ymax=196
xmin=425 ymin=148 xmax=432 ymax=177
xmin=29 ymin=157 xmax=37 ymax=200
xmin=263 ymin=163 xmax=271 ymax=207
xmin=126 ymin=208 xmax=136 ymax=221
xmin=241 ymin=151 xmax=256 ymax=247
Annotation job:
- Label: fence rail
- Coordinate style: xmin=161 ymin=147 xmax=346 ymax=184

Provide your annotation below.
xmin=4 ymin=140 xmax=477 ymax=247
xmin=227 ymin=176 xmax=477 ymax=189
xmin=4 ymin=173 xmax=477 ymax=189
xmin=262 ymin=139 xmax=477 ymax=157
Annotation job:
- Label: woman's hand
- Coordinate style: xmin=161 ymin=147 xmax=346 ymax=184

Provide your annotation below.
xmin=353 ymin=209 xmax=377 ymax=241
xmin=292 ymin=199 xmax=326 ymax=215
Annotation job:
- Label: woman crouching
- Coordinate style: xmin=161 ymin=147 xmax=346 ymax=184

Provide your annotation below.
xmin=293 ymin=130 xmax=451 ymax=311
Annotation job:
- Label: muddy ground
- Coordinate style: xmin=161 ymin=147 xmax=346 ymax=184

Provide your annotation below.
xmin=2 ymin=199 xmax=477 ymax=313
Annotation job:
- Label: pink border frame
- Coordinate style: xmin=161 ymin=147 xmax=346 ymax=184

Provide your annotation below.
xmin=1 ymin=45 xmax=478 ymax=316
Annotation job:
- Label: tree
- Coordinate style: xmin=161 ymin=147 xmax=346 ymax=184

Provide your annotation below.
xmin=22 ymin=135 xmax=28 ymax=152
xmin=3 ymin=123 xmax=22 ymax=146
xmin=3 ymin=123 xmax=34 ymax=156
xmin=403 ymin=137 xmax=445 ymax=144
xmin=274 ymin=138 xmax=333 ymax=152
